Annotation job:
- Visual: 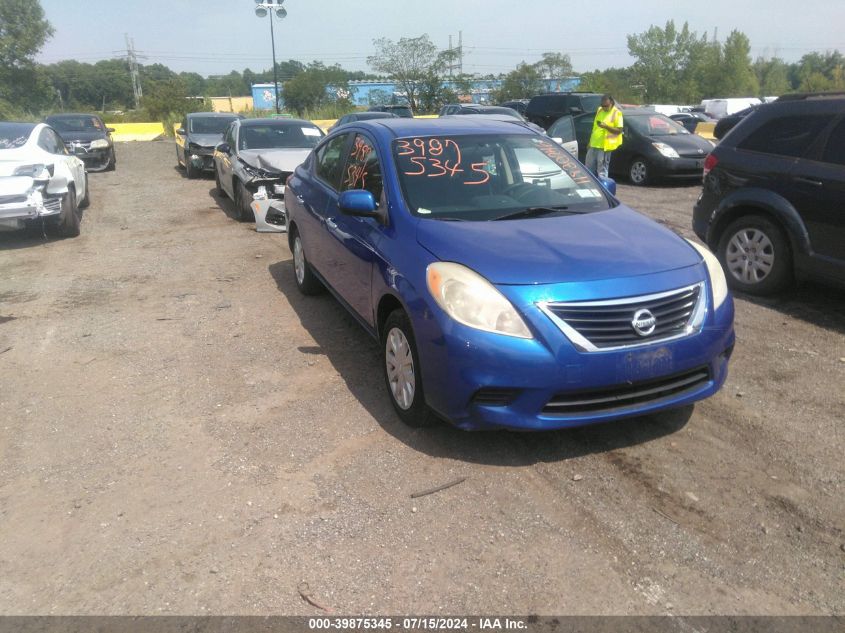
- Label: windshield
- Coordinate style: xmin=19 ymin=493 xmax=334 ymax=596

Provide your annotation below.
xmin=238 ymin=123 xmax=323 ymax=150
xmin=190 ymin=117 xmax=237 ymax=134
xmin=0 ymin=123 xmax=34 ymax=149
xmin=628 ymin=114 xmax=690 ymax=136
xmin=394 ymin=134 xmax=611 ymax=220
xmin=46 ymin=116 xmax=103 ymax=133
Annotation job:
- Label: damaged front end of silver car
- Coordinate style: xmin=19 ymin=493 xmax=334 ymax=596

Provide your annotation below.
xmin=239 ymin=159 xmax=289 ymax=233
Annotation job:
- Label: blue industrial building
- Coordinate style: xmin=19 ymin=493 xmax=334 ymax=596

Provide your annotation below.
xmin=251 ymin=77 xmax=581 ymax=111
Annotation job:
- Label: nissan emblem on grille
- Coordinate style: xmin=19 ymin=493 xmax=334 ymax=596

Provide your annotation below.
xmin=631 ymin=309 xmax=657 ymax=336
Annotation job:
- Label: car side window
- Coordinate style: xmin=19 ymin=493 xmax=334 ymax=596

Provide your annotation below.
xmin=49 ymin=129 xmax=68 ymax=155
xmin=341 ymin=134 xmax=383 ymax=201
xmin=37 ymin=128 xmax=58 ymax=153
xmin=738 ymin=115 xmax=830 ymax=158
xmin=315 ymin=134 xmax=350 ymax=190
xmin=820 ymin=119 xmax=845 ymax=167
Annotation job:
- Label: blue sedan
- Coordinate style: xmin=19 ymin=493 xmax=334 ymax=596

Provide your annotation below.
xmin=284 ymin=118 xmax=735 ymax=431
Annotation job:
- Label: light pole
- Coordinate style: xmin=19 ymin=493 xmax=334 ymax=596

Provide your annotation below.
xmin=254 ymin=0 xmax=287 ymax=114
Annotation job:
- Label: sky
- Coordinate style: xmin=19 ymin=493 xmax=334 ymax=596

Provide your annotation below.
xmin=37 ymin=0 xmax=845 ymax=78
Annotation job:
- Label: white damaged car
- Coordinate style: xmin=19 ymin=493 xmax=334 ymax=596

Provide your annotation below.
xmin=212 ymin=117 xmax=324 ymax=232
xmin=0 ymin=122 xmax=88 ymax=237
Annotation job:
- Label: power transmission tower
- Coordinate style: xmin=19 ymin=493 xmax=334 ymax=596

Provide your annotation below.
xmin=446 ymin=31 xmax=463 ymax=78
xmin=125 ymin=34 xmax=142 ymax=109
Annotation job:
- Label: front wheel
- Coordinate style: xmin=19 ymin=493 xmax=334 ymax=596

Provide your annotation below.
xmin=185 ymin=151 xmax=197 ymax=179
xmin=628 ymin=157 xmax=650 ymax=186
xmin=78 ymin=173 xmax=90 ymax=209
xmin=106 ymin=149 xmax=116 ymax=171
xmin=234 ymin=180 xmax=253 ymax=221
xmin=382 ymin=310 xmax=437 ymax=428
xmin=214 ymin=164 xmax=227 ymax=198
xmin=716 ymin=214 xmax=793 ymax=295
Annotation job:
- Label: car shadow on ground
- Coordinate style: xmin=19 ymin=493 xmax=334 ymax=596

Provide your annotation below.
xmin=267 ymin=259 xmax=692 ymax=466
xmin=733 ymin=280 xmax=845 ymax=335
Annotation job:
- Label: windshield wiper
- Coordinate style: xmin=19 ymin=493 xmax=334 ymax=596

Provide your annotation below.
xmin=493 ymin=205 xmax=571 ymax=221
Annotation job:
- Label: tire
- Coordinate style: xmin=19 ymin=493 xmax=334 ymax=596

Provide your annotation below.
xmin=716 ymin=214 xmax=793 ymax=295
xmin=214 ymin=165 xmax=227 ymax=198
xmin=382 ymin=309 xmax=436 ymax=428
xmin=291 ymin=229 xmax=323 ymax=295
xmin=234 ymin=179 xmax=254 ymax=222
xmin=54 ymin=189 xmax=80 ymax=238
xmin=106 ymin=149 xmax=116 ymax=172
xmin=78 ymin=174 xmax=90 ymax=209
xmin=184 ymin=151 xmax=197 ymax=179
xmin=628 ymin=157 xmax=650 ymax=186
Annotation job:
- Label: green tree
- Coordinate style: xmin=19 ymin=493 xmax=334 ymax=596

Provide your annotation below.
xmin=533 ymin=52 xmax=572 ymax=79
xmin=367 ymin=35 xmax=441 ymax=111
xmin=143 ymin=78 xmax=209 ymax=122
xmin=282 ymin=62 xmax=351 ymax=114
xmin=627 ymin=20 xmax=704 ymax=102
xmin=754 ymin=57 xmax=791 ymax=97
xmin=717 ymin=30 xmax=759 ymax=96
xmin=489 ymin=63 xmax=544 ymax=102
xmin=0 ymin=0 xmax=54 ymax=112
xmin=179 ymin=72 xmax=206 ymax=97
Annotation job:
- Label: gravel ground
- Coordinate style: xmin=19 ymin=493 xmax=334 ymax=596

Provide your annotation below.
xmin=0 ymin=140 xmax=842 ymax=615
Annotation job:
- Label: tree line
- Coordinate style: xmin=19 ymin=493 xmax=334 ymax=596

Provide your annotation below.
xmin=1 ymin=0 xmax=843 ymax=122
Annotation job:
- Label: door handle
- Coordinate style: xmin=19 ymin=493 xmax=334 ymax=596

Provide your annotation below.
xmin=793 ymin=176 xmax=823 ymax=187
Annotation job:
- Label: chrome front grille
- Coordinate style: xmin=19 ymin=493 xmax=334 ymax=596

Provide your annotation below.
xmin=539 ymin=283 xmax=705 ymax=352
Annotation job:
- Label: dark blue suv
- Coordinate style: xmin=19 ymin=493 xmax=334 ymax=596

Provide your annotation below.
xmin=286 ymin=118 xmax=735 ymax=430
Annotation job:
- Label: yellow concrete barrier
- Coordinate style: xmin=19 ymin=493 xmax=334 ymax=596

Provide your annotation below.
xmin=311 ymin=119 xmax=337 ymax=133
xmin=695 ymin=121 xmax=716 ymax=141
xmin=110 ymin=122 xmax=166 ymax=142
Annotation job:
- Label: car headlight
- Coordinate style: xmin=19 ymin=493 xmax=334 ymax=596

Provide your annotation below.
xmin=13 ymin=163 xmax=49 ymax=178
xmin=653 ymin=142 xmax=680 ymax=158
xmin=426 ymin=262 xmax=532 ymax=339
xmin=90 ymin=139 xmax=110 ymax=149
xmin=687 ymin=239 xmax=728 ymax=309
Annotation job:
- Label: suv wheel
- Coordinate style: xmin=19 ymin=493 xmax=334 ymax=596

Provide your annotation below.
xmin=717 ymin=214 xmax=793 ymax=295
xmin=629 ymin=157 xmax=650 ymax=186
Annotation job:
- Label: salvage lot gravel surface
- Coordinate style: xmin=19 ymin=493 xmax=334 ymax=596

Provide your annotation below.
xmin=0 ymin=140 xmax=842 ymax=615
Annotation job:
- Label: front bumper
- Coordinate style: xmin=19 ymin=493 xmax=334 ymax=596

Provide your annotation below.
xmin=0 ymin=177 xmax=62 ymax=230
xmin=413 ymin=269 xmax=735 ymax=431
xmin=187 ymin=150 xmax=215 ymax=172
xmin=67 ymin=144 xmax=111 ymax=171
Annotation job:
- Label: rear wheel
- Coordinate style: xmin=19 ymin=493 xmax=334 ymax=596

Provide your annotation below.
xmin=382 ymin=309 xmax=436 ymax=428
xmin=54 ymin=190 xmax=80 ymax=238
xmin=717 ymin=214 xmax=793 ymax=295
xmin=629 ymin=157 xmax=650 ymax=186
xmin=291 ymin=229 xmax=323 ymax=295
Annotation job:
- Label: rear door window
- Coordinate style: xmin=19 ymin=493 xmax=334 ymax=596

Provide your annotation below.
xmin=820 ymin=119 xmax=845 ymax=167
xmin=738 ymin=115 xmax=831 ymax=158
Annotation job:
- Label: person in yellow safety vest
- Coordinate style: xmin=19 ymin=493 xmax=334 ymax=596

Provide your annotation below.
xmin=585 ymin=94 xmax=624 ymax=179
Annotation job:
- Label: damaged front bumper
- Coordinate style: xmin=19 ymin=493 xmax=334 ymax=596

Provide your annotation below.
xmin=0 ymin=176 xmax=62 ymax=231
xmin=187 ymin=146 xmax=216 ymax=172
xmin=250 ymin=182 xmax=287 ymax=233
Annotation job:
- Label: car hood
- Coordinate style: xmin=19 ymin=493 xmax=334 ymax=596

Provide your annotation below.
xmin=415 ymin=206 xmax=701 ymax=285
xmin=648 ymin=133 xmax=713 ymax=154
xmin=238 ymin=148 xmax=312 ymax=173
xmin=187 ymin=133 xmax=224 ymax=148
xmin=55 ymin=131 xmax=108 ymax=143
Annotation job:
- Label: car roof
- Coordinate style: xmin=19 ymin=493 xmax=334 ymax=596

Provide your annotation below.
xmin=45 ymin=113 xmax=102 ymax=119
xmin=0 ymin=121 xmax=38 ymax=136
xmin=187 ymin=112 xmax=240 ymax=118
xmin=354 ymin=116 xmax=538 ymax=139
xmin=239 ymin=117 xmax=318 ymax=127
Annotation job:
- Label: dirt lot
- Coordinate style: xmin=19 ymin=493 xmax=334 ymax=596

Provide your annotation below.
xmin=0 ymin=140 xmax=843 ymax=616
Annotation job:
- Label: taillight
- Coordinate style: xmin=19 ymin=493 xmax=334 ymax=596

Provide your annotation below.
xmin=703 ymin=153 xmax=718 ymax=177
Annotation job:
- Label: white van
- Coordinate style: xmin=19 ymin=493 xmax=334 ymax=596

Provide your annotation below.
xmin=700 ymin=98 xmax=762 ymax=119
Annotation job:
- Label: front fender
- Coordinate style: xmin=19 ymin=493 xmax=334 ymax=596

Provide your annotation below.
xmin=45 ymin=174 xmax=69 ymax=196
xmin=707 ymin=187 xmax=811 ymax=256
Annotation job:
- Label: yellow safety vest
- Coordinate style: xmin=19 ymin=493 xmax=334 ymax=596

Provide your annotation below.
xmin=589 ymin=106 xmax=624 ymax=151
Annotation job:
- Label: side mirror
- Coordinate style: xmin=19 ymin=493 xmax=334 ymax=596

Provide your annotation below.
xmin=176 ymin=128 xmax=186 ymax=136
xmin=339 ymin=190 xmax=379 ymax=218
xmin=599 ymin=177 xmax=617 ymax=196
xmin=216 ymin=142 xmax=230 ymax=155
